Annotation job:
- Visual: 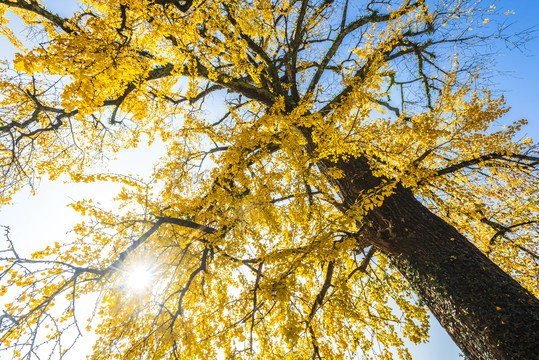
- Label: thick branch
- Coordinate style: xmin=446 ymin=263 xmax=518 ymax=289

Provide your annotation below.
xmin=0 ymin=0 xmax=74 ymax=33
xmin=307 ymin=260 xmax=334 ymax=321
xmin=306 ymin=1 xmax=421 ymax=96
xmin=420 ymin=152 xmax=539 ymax=184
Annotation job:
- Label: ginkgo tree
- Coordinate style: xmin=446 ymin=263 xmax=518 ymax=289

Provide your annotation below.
xmin=0 ymin=0 xmax=538 ymax=359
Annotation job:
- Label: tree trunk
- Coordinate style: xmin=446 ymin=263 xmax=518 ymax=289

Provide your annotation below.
xmin=321 ymin=155 xmax=539 ymax=360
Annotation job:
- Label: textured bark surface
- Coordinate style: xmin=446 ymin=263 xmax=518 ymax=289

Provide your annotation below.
xmin=372 ymin=187 xmax=539 ymax=360
xmin=320 ymin=155 xmax=539 ymax=360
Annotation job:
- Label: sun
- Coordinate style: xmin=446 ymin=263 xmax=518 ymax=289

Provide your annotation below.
xmin=125 ymin=265 xmax=154 ymax=293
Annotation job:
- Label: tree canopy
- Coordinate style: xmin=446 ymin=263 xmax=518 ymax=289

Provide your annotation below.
xmin=0 ymin=0 xmax=538 ymax=359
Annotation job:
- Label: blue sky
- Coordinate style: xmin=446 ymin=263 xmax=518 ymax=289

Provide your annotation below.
xmin=1 ymin=1 xmax=538 ymax=359
xmin=416 ymin=2 xmax=539 ymax=357
xmin=489 ymin=1 xmax=539 ymax=137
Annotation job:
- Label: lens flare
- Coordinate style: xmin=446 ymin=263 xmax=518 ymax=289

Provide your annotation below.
xmin=125 ymin=265 xmax=153 ymax=293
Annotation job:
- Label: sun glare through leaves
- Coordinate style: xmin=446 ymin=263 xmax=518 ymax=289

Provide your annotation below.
xmin=124 ymin=264 xmax=154 ymax=294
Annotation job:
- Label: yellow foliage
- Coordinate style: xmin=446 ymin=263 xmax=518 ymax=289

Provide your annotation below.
xmin=0 ymin=0 xmax=537 ymax=359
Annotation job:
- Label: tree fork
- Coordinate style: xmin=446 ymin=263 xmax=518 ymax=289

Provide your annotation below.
xmin=320 ymin=155 xmax=539 ymax=360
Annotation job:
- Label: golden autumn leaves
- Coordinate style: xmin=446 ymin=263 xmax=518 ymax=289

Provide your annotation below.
xmin=0 ymin=0 xmax=538 ymax=359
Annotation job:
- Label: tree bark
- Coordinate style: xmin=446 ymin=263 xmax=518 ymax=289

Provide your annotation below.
xmin=321 ymin=155 xmax=539 ymax=360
